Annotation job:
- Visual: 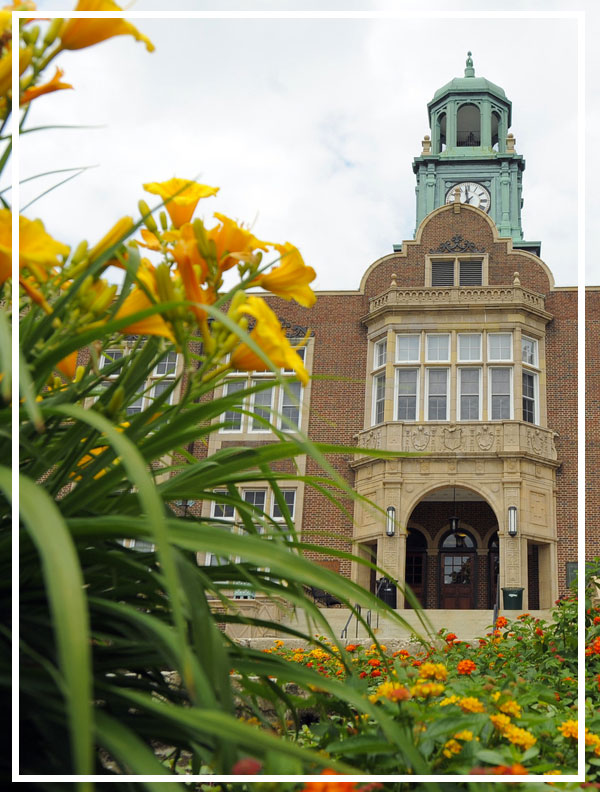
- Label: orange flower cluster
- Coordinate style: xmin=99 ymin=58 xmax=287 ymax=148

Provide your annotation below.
xmin=457 ymin=659 xmax=477 ymax=675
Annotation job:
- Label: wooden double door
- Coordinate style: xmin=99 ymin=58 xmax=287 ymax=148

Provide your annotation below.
xmin=440 ymin=552 xmax=474 ymax=609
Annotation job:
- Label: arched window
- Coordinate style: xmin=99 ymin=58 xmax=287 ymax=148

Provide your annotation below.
xmin=437 ymin=112 xmax=446 ymax=153
xmin=491 ymin=111 xmax=501 ymax=150
xmin=441 ymin=530 xmax=476 ymax=549
xmin=456 ymin=103 xmax=480 ymax=146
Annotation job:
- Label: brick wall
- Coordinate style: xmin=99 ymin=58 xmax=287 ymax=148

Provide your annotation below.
xmin=587 ymin=290 xmax=600 ymax=561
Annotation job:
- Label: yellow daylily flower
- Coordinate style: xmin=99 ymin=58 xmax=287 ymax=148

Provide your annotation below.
xmin=21 ymin=67 xmax=73 ymax=105
xmin=58 ymin=1 xmax=155 ymax=53
xmin=114 ymin=287 xmax=175 ymax=343
xmin=56 ymin=350 xmax=78 ymax=380
xmin=230 ymin=296 xmax=309 ymax=385
xmin=0 ymin=45 xmax=32 ymax=104
xmin=252 ymin=242 xmax=316 ymax=307
xmin=0 ymin=211 xmax=70 ymax=287
xmin=209 ymin=212 xmax=269 ymax=273
xmin=143 ymin=178 xmax=219 ymax=229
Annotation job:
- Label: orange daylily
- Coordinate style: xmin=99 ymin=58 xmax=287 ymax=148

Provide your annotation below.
xmin=252 ymin=242 xmax=316 ymax=307
xmin=209 ymin=212 xmax=269 ymax=272
xmin=56 ymin=350 xmax=78 ymax=380
xmin=137 ymin=228 xmax=161 ymax=251
xmin=58 ymin=1 xmax=154 ymax=53
xmin=0 ymin=211 xmax=70 ymax=293
xmin=230 ymin=296 xmax=309 ymax=385
xmin=143 ymin=178 xmax=219 ymax=229
xmin=21 ymin=67 xmax=73 ymax=104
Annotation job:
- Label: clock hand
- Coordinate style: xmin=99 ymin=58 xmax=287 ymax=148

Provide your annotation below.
xmin=464 ymin=187 xmax=471 ymax=204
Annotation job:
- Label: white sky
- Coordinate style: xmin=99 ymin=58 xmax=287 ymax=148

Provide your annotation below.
xmin=18 ymin=1 xmax=597 ymax=289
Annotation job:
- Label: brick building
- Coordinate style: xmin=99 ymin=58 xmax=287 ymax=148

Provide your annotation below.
xmin=195 ymin=55 xmax=583 ymax=611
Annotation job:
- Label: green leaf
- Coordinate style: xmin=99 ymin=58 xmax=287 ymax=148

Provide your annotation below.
xmin=10 ymin=469 xmax=93 ymax=775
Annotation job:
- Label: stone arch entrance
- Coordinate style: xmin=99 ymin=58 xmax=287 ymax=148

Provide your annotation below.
xmin=405 ymin=485 xmax=499 ymax=609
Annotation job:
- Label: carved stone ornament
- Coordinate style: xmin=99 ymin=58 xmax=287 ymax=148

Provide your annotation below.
xmin=444 ymin=427 xmax=462 ymax=450
xmin=360 ymin=429 xmax=382 ymax=450
xmin=411 ymin=426 xmax=432 ymax=451
xmin=476 ymin=426 xmax=496 ymax=451
xmin=429 ymin=235 xmax=486 ymax=254
xmin=528 ymin=429 xmax=545 ymax=455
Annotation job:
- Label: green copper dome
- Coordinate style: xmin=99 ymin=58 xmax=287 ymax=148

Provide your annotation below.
xmin=429 ymin=52 xmax=510 ymax=120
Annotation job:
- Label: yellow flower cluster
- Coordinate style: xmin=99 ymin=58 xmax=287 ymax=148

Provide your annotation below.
xmin=490 ymin=712 xmax=536 ymax=750
xmin=368 ymin=681 xmax=411 ymax=703
xmin=457 ymin=696 xmax=486 ymax=714
xmin=417 ymin=662 xmax=448 ymax=681
xmin=410 ymin=681 xmax=445 ymax=699
xmin=499 ymin=699 xmax=522 ymax=718
xmin=585 ymin=728 xmax=600 ymax=755
xmin=558 ymin=719 xmax=578 ymax=740
xmin=439 ymin=694 xmax=460 ymax=707
xmin=442 ymin=738 xmax=462 ymax=758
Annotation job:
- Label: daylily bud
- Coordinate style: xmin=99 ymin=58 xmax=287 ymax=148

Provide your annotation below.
xmin=23 ymin=25 xmax=40 ymax=46
xmin=88 ymin=217 xmax=134 ymax=264
xmin=227 ymin=289 xmax=248 ymax=319
xmin=155 ymin=262 xmax=175 ymax=305
xmin=107 ymin=386 xmax=125 ymax=416
xmin=74 ymin=365 xmax=85 ymax=383
xmin=138 ymin=200 xmax=158 ymax=234
xmin=71 ymin=240 xmax=89 ymax=266
xmin=159 ymin=211 xmax=168 ymax=231
xmin=222 ymin=318 xmax=249 ymax=356
xmin=88 ymin=282 xmax=117 ymax=316
xmin=43 ymin=18 xmax=64 ymax=48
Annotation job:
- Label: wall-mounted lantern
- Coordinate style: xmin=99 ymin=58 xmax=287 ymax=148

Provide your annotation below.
xmin=508 ymin=505 xmax=518 ymax=537
xmin=386 ymin=506 xmax=396 ymax=537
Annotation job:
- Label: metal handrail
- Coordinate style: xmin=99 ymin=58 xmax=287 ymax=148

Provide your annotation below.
xmin=341 ymin=604 xmax=361 ymax=640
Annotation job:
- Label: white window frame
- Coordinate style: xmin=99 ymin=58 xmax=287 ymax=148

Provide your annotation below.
xmin=207 ymin=491 xmax=236 ymax=566
xmin=396 ymin=334 xmax=421 ymax=363
xmin=488 ymin=366 xmax=513 ymax=420
xmin=249 ymin=381 xmax=275 ymax=433
xmin=426 ymin=333 xmax=450 ymax=363
xmin=373 ymin=372 xmax=386 ymax=425
xmin=457 ymin=333 xmax=482 ymax=362
xmin=521 ymin=336 xmax=539 ymax=368
xmin=271 ymin=489 xmax=296 ymax=521
xmin=221 ymin=378 xmax=246 ymax=433
xmin=522 ymin=369 xmax=539 ymax=425
xmin=374 ymin=338 xmax=387 ymax=369
xmin=283 ymin=341 xmax=306 ymax=374
xmin=425 ymin=367 xmax=449 ymax=421
xmin=279 ymin=380 xmax=302 ymax=432
xmin=457 ymin=367 xmax=482 ymax=421
xmin=487 ymin=333 xmax=513 ymax=362
xmin=395 ymin=367 xmax=419 ymax=422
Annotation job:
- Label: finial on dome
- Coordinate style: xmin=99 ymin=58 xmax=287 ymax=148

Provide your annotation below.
xmin=465 ymin=50 xmax=475 ymax=78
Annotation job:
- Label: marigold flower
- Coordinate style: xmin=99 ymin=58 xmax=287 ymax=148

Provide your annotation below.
xmin=21 ymin=67 xmax=73 ymax=105
xmin=558 ymin=719 xmax=578 ymax=740
xmin=445 ymin=632 xmax=457 ymax=642
xmin=439 ymin=694 xmax=460 ymax=707
xmin=230 ymin=296 xmax=309 ymax=384
xmin=58 ymin=1 xmax=155 ymax=53
xmin=367 ymin=658 xmax=381 ymax=667
xmin=454 ymin=730 xmax=474 ymax=741
xmin=370 ymin=669 xmax=381 ymax=677
xmin=143 ymin=178 xmax=218 ymax=229
xmin=411 ymin=681 xmax=445 ymax=698
xmin=458 ymin=696 xmax=485 ymax=713
xmin=457 ymin=659 xmax=477 ymax=675
xmin=495 ymin=616 xmax=508 ymax=628
xmin=345 ymin=644 xmax=358 ymax=652
xmin=252 ymin=242 xmax=316 ymax=307
xmin=368 ymin=681 xmax=411 ymax=703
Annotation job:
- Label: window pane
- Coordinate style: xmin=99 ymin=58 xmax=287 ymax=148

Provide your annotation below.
xmin=522 ymin=337 xmax=538 ymax=366
xmin=523 ymin=371 xmax=536 ymax=423
xmin=490 ymin=368 xmax=511 ymax=419
xmin=460 ymin=368 xmax=480 ymax=420
xmin=272 ymin=490 xmax=296 ymax=519
xmin=373 ymin=373 xmax=385 ymax=424
xmin=101 ymin=349 xmax=124 ymax=371
xmin=426 ymin=334 xmax=449 ymax=361
xmin=150 ymin=379 xmax=173 ymax=404
xmin=489 ymin=333 xmax=512 ymax=360
xmin=427 ymin=369 xmax=447 ymax=420
xmin=250 ymin=383 xmax=273 ymax=430
xmin=431 ymin=261 xmax=454 ymax=286
xmin=281 ymin=381 xmax=301 ymax=430
xmin=213 ymin=491 xmax=235 ymax=519
xmin=126 ymin=392 xmax=144 ymax=415
xmin=396 ymin=335 xmax=420 ymax=362
xmin=224 ymin=380 xmax=245 ymax=430
xmin=374 ymin=339 xmax=387 ymax=368
xmin=458 ymin=334 xmax=481 ymax=361
xmin=396 ymin=369 xmax=417 ymax=420
xmin=154 ymin=351 xmax=177 ymax=376
xmin=244 ymin=489 xmax=266 ymax=512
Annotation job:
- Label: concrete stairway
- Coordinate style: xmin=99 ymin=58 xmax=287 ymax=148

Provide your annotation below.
xmin=276 ymin=607 xmax=553 ymax=644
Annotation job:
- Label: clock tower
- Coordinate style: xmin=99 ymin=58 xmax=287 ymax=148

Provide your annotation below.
xmin=412 ymin=52 xmax=540 ymax=255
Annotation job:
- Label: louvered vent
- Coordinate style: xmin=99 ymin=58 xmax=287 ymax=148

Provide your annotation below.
xmin=459 ymin=260 xmax=483 ymax=285
xmin=431 ymin=261 xmax=454 ymax=286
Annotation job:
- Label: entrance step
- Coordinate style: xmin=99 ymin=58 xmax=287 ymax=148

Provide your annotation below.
xmin=274 ymin=607 xmax=553 ymax=644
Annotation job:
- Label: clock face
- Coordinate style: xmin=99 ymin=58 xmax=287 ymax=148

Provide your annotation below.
xmin=445 ymin=182 xmax=491 ymax=213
